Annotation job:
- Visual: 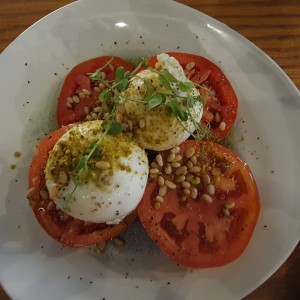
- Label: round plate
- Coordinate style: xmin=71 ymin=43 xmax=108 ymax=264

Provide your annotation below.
xmin=0 ymin=0 xmax=299 ymax=299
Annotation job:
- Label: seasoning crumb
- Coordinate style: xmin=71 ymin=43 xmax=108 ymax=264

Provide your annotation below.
xmin=54 ymin=73 xmax=57 ymax=76
xmin=177 ymin=46 xmax=180 ymax=49
xmin=14 ymin=151 xmax=21 ymax=158
xmin=196 ymin=35 xmax=199 ymax=39
xmin=89 ymin=281 xmax=93 ymax=284
xmin=25 ymin=62 xmax=28 ymax=66
xmin=67 ymin=276 xmax=70 ymax=279
xmin=167 ymin=282 xmax=170 ymax=285
xmin=264 ymin=225 xmax=268 ymax=228
xmin=166 ymin=24 xmax=169 ymax=27
xmin=114 ymin=41 xmax=117 ymax=45
xmin=271 ymin=170 xmax=275 ymax=173
xmin=80 ymin=277 xmax=82 ymax=280
xmin=40 ymin=245 xmax=44 ymax=249
xmin=27 ymin=81 xmax=30 ymax=84
xmin=10 ymin=164 xmax=16 ymax=170
xmin=17 ymin=224 xmax=21 ymax=229
xmin=135 ymin=285 xmax=139 ymax=289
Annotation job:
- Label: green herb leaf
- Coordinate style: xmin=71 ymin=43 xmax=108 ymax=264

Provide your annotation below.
xmin=158 ymin=74 xmax=172 ymax=90
xmin=187 ymin=95 xmax=195 ymax=108
xmin=118 ymin=78 xmax=129 ymax=92
xmin=88 ymin=143 xmax=101 ymax=158
xmin=177 ymin=81 xmax=194 ymax=92
xmin=102 ymin=120 xmax=123 ymax=135
xmin=115 ymin=66 xmax=125 ymax=83
xmin=89 ymin=69 xmax=103 ymax=81
xmin=145 ymin=93 xmax=166 ymax=110
xmin=161 ymin=70 xmax=177 ymax=83
xmin=76 ymin=156 xmax=89 ymax=171
xmin=99 ymin=89 xmax=112 ymax=103
xmin=168 ymin=99 xmax=188 ymax=121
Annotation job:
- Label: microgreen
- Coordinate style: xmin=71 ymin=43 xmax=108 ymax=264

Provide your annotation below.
xmin=145 ymin=92 xmax=166 ymax=110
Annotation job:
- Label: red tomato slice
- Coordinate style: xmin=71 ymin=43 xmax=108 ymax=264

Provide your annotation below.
xmin=148 ymin=52 xmax=238 ymax=140
xmin=138 ymin=140 xmax=260 ymax=268
xmin=57 ymin=56 xmax=134 ymax=127
xmin=28 ymin=127 xmax=137 ymax=247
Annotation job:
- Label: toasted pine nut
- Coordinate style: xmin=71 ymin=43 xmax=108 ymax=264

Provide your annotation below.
xmin=215 ymin=112 xmax=221 ymax=123
xmin=219 ymin=121 xmax=226 ymax=131
xmin=189 ymin=166 xmax=201 ymax=173
xmin=190 ymin=155 xmax=197 ymax=165
xmin=97 ymin=241 xmax=106 ymax=253
xmin=223 ymin=208 xmax=230 ymax=217
xmin=127 ymin=120 xmax=133 ymax=131
xmin=58 ymin=171 xmax=68 ymax=185
xmin=206 ymin=184 xmax=215 ymax=195
xmin=33 ymin=145 xmax=39 ymax=156
xmin=182 ymin=181 xmax=191 ymax=189
xmin=186 ymin=160 xmax=194 ymax=169
xmin=171 ymin=146 xmax=180 ymax=154
xmin=155 ymin=62 xmax=162 ymax=70
xmin=139 ymin=118 xmax=146 ymax=128
xmin=95 ymin=161 xmax=111 ymax=170
xmin=99 ymin=83 xmax=106 ymax=90
xmin=158 ymin=176 xmax=165 ymax=186
xmin=156 ymin=154 xmax=163 ymax=167
xmin=183 ymin=188 xmax=190 ymax=195
xmin=112 ymin=236 xmax=125 ymax=247
xmin=202 ymin=174 xmax=211 ymax=185
xmin=151 ymin=161 xmax=159 ymax=169
xmin=73 ymin=95 xmax=80 ymax=103
xmin=186 ymin=61 xmax=195 ymax=70
xmin=27 ymin=187 xmax=36 ymax=200
xmin=174 ymin=155 xmax=182 ymax=162
xmin=225 ymin=201 xmax=235 ymax=209
xmin=171 ymin=162 xmax=181 ymax=168
xmin=67 ymin=96 xmax=73 ymax=103
xmin=158 ymin=186 xmax=167 ymax=197
xmin=175 ymin=166 xmax=187 ymax=176
xmin=167 ymin=153 xmax=176 ymax=162
xmin=201 ymin=193 xmax=213 ymax=203
xmin=84 ymin=106 xmax=90 ymax=114
xmin=191 ymin=188 xmax=198 ymax=199
xmin=49 ymin=184 xmax=60 ymax=199
xmin=165 ymin=180 xmax=177 ymax=189
xmin=185 ymin=147 xmax=195 ymax=158
xmin=149 ymin=168 xmax=159 ymax=174
xmin=156 ymin=195 xmax=164 ymax=203
xmin=164 ymin=163 xmax=172 ymax=174
xmin=115 ymin=113 xmax=123 ymax=123
xmin=176 ymin=175 xmax=186 ymax=183
xmin=79 ymin=92 xmax=86 ymax=99
xmin=82 ymin=88 xmax=91 ymax=96
xmin=47 ymin=201 xmax=55 ymax=211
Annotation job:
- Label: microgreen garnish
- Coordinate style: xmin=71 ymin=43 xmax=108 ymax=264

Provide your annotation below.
xmin=63 ymin=56 xmax=212 ymax=210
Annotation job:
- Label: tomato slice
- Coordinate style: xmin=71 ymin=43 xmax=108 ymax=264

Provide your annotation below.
xmin=148 ymin=52 xmax=238 ymax=140
xmin=57 ymin=56 xmax=134 ymax=127
xmin=137 ymin=140 xmax=260 ymax=268
xmin=28 ymin=127 xmax=137 ymax=247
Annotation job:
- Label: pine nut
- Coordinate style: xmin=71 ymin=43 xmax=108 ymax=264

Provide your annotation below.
xmin=156 ymin=154 xmax=163 ymax=167
xmin=185 ymin=147 xmax=195 ymax=158
xmin=27 ymin=187 xmax=36 ymax=200
xmin=176 ymin=175 xmax=186 ymax=183
xmin=84 ymin=106 xmax=90 ymax=114
xmin=156 ymin=195 xmax=164 ymax=203
xmin=186 ymin=61 xmax=195 ymax=70
xmin=225 ymin=201 xmax=235 ymax=209
xmin=171 ymin=146 xmax=180 ymax=154
xmin=167 ymin=153 xmax=176 ymax=162
xmin=186 ymin=173 xmax=194 ymax=181
xmin=91 ymin=112 xmax=98 ymax=120
xmin=157 ymin=176 xmax=165 ymax=186
xmin=73 ymin=95 xmax=80 ymax=103
xmin=101 ymin=72 xmax=107 ymax=80
xmin=171 ymin=162 xmax=181 ymax=168
xmin=79 ymin=92 xmax=86 ymax=99
xmin=201 ymin=193 xmax=213 ymax=203
xmin=174 ymin=155 xmax=182 ymax=162
xmin=175 ymin=166 xmax=187 ymax=176
xmin=158 ymin=186 xmax=167 ymax=197
xmin=95 ymin=161 xmax=111 ymax=170
xmin=47 ymin=201 xmax=54 ymax=211
xmin=202 ymin=174 xmax=211 ymax=185
xmin=155 ymin=62 xmax=162 ymax=70
xmin=165 ymin=180 xmax=177 ymax=189
xmin=94 ymin=86 xmax=101 ymax=92
xmin=223 ymin=208 xmax=230 ymax=217
xmin=112 ymin=236 xmax=125 ymax=247
xmin=182 ymin=181 xmax=191 ymax=189
xmin=164 ymin=163 xmax=172 ymax=174
xmin=149 ymin=168 xmax=159 ymax=174
xmin=189 ymin=166 xmax=201 ymax=173
xmin=82 ymin=88 xmax=91 ymax=96
xmin=33 ymin=145 xmax=39 ymax=156
xmin=94 ymin=106 xmax=102 ymax=113
xmin=190 ymin=155 xmax=197 ymax=165
xmin=66 ymin=102 xmax=72 ymax=109
xmin=99 ymin=83 xmax=106 ymax=90
xmin=85 ymin=115 xmax=93 ymax=121
xmin=127 ymin=120 xmax=133 ymax=131
xmin=186 ymin=160 xmax=194 ymax=169
xmin=206 ymin=184 xmax=215 ymax=195
xmin=191 ymin=188 xmax=198 ymax=199
xmin=58 ymin=171 xmax=68 ymax=185
xmin=219 ymin=121 xmax=226 ymax=131
xmin=67 ymin=96 xmax=73 ymax=103
xmin=151 ymin=161 xmax=159 ymax=169
xmin=183 ymin=188 xmax=190 ymax=195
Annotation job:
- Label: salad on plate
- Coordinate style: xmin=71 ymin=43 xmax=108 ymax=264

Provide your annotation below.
xmin=27 ymin=52 xmax=260 ymax=268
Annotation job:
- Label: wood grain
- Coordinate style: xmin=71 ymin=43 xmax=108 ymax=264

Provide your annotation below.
xmin=0 ymin=0 xmax=299 ymax=299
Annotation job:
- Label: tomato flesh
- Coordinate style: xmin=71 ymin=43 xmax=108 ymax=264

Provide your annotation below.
xmin=138 ymin=140 xmax=260 ymax=268
xmin=148 ymin=52 xmax=238 ymax=140
xmin=57 ymin=56 xmax=134 ymax=127
xmin=28 ymin=127 xmax=137 ymax=247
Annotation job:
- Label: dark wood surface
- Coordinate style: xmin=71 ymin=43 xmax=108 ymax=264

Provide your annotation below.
xmin=0 ymin=0 xmax=299 ymax=299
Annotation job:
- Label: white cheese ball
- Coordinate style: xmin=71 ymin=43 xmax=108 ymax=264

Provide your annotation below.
xmin=120 ymin=53 xmax=203 ymax=151
xmin=45 ymin=121 xmax=149 ymax=224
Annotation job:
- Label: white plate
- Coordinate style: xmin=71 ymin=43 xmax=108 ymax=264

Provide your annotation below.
xmin=0 ymin=0 xmax=299 ymax=299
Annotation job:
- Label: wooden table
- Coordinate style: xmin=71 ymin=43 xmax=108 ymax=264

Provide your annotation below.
xmin=0 ymin=0 xmax=299 ymax=299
